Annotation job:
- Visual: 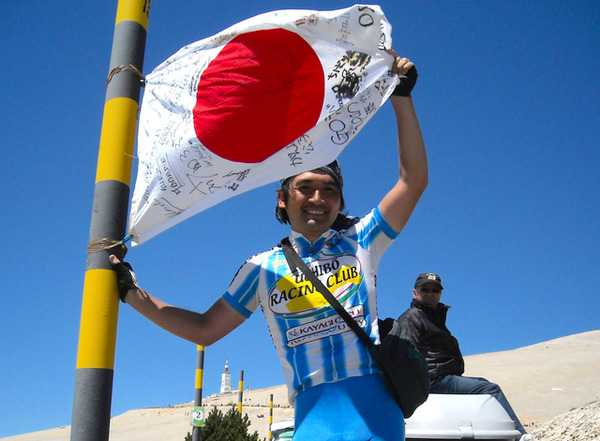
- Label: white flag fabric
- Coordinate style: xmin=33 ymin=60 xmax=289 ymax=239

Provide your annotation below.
xmin=129 ymin=4 xmax=399 ymax=245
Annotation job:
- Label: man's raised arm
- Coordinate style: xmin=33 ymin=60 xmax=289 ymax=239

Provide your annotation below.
xmin=379 ymin=55 xmax=428 ymax=233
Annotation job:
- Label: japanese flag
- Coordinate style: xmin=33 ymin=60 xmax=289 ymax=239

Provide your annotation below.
xmin=129 ymin=4 xmax=398 ymax=245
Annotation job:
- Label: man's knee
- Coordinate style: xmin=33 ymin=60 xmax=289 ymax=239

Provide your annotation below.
xmin=480 ymin=380 xmax=502 ymax=395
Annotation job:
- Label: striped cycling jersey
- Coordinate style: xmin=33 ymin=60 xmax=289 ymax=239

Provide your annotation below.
xmin=222 ymin=206 xmax=398 ymax=402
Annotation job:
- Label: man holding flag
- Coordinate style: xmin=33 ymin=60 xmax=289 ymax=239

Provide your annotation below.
xmin=112 ymin=53 xmax=427 ymax=440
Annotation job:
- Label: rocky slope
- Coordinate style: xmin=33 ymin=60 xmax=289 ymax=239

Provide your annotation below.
xmin=531 ymin=400 xmax=600 ymax=441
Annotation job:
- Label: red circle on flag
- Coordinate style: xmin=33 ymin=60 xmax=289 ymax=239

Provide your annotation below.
xmin=193 ymin=29 xmax=325 ymax=163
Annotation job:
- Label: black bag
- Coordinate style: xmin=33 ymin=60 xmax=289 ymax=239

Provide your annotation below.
xmin=280 ymin=239 xmax=429 ymax=418
xmin=370 ymin=317 xmax=429 ymax=418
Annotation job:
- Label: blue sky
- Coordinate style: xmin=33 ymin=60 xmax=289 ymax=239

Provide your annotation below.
xmin=1 ymin=0 xmax=598 ymax=438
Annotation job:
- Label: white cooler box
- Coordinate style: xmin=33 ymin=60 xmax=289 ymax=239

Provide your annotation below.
xmin=405 ymin=394 xmax=522 ymax=440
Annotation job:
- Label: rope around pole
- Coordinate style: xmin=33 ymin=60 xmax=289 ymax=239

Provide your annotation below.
xmin=106 ymin=64 xmax=146 ymax=87
xmin=87 ymin=234 xmax=133 ymax=258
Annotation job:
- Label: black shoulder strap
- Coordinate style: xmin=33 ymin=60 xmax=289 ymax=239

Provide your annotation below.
xmin=280 ymin=238 xmax=374 ymax=348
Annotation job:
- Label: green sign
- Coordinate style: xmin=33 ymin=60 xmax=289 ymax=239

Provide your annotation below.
xmin=191 ymin=406 xmax=205 ymax=427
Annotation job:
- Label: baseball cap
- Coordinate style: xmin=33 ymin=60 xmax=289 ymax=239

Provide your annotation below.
xmin=414 ymin=273 xmax=443 ymax=290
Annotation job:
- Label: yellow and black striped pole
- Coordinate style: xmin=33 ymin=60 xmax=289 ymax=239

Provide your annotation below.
xmin=192 ymin=345 xmax=205 ymax=441
xmin=268 ymin=393 xmax=274 ymax=441
xmin=71 ymin=1 xmax=150 ymax=440
xmin=237 ymin=370 xmax=244 ymax=413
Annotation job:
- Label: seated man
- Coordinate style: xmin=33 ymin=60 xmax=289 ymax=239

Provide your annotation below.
xmin=397 ymin=273 xmax=532 ymax=441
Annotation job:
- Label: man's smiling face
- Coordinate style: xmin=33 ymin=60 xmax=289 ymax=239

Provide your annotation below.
xmin=278 ymin=170 xmax=342 ymax=242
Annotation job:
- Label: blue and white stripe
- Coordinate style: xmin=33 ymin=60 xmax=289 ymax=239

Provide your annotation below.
xmin=223 ymin=206 xmax=398 ymax=402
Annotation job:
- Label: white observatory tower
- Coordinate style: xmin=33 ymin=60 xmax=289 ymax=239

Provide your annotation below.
xmin=220 ymin=358 xmax=233 ymax=394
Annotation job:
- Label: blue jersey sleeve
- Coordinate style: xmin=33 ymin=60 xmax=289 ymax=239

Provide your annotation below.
xmin=222 ymin=292 xmax=253 ymax=318
xmin=222 ymin=254 xmax=264 ymax=317
xmin=373 ymin=205 xmax=400 ymax=240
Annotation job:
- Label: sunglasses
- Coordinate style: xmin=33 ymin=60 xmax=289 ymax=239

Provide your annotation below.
xmin=419 ymin=288 xmax=441 ymax=293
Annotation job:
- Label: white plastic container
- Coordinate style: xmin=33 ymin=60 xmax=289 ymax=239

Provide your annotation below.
xmin=405 ymin=394 xmax=522 ymax=440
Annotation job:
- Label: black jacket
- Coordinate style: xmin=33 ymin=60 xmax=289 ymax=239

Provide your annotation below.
xmin=397 ymin=299 xmax=464 ymax=380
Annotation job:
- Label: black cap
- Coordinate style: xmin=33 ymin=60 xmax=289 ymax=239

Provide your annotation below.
xmin=318 ymin=160 xmax=343 ymax=188
xmin=280 ymin=159 xmax=343 ymax=188
xmin=414 ymin=273 xmax=443 ymax=290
